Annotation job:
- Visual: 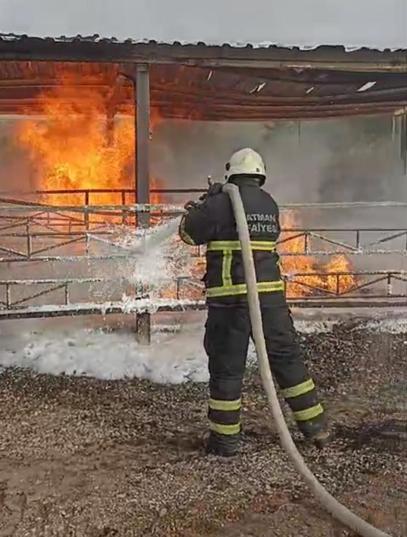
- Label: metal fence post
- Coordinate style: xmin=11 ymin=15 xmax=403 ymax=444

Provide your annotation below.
xmin=84 ymin=191 xmax=90 ymax=230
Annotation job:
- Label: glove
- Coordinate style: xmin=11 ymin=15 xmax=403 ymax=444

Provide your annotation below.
xmin=198 ymin=182 xmax=223 ymax=201
xmin=184 ymin=183 xmax=223 ymax=211
xmin=184 ymin=200 xmax=199 ymax=211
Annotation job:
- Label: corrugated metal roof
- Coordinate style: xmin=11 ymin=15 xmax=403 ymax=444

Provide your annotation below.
xmin=0 ymin=60 xmax=406 ymax=121
xmin=0 ymin=3 xmax=406 ymax=122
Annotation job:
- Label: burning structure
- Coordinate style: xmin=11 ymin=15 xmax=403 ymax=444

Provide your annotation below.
xmin=0 ymin=10 xmax=405 ymax=537
xmin=17 ymin=73 xmax=135 ymax=205
xmin=0 ymin=34 xmax=407 ymax=340
xmin=12 ymin=73 xmax=357 ymax=297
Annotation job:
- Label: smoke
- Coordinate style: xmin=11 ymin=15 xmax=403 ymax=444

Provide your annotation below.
xmin=150 ymin=115 xmax=407 ymax=206
xmin=0 ymin=118 xmax=37 ymax=192
xmin=1 ymin=112 xmax=406 ymax=303
xmin=1 ymin=113 xmax=405 ymax=204
xmin=150 ymin=115 xmax=407 ymax=279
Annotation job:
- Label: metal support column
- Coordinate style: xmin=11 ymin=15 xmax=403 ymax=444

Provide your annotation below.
xmin=401 ymin=112 xmax=407 ymax=174
xmin=135 ymin=63 xmax=151 ymax=344
xmin=136 ymin=64 xmax=151 ymax=228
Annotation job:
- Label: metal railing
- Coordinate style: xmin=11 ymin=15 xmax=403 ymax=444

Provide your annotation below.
xmin=1 ymin=226 xmax=407 ymax=262
xmin=0 ymin=203 xmax=407 ymax=262
xmin=0 ymin=277 xmax=109 ymax=310
xmin=0 ymin=192 xmax=406 ymax=317
xmin=284 ymin=270 xmax=407 ymax=298
xmin=0 ymin=270 xmax=406 ymax=319
xmin=2 ymin=189 xmax=407 ymax=207
xmin=0 ymin=187 xmax=206 ymax=199
xmin=279 ymin=228 xmax=407 ymax=255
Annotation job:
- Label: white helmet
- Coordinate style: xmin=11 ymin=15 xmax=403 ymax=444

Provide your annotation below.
xmin=225 ymin=148 xmax=266 ymax=182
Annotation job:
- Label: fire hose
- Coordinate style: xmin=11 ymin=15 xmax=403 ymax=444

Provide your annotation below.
xmin=223 ymin=182 xmax=391 ymax=537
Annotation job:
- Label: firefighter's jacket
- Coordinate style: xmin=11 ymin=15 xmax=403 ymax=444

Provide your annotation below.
xmin=179 ymin=177 xmax=285 ymax=306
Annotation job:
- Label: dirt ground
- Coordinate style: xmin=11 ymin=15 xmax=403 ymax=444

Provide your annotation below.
xmin=0 ymin=321 xmax=406 ymax=537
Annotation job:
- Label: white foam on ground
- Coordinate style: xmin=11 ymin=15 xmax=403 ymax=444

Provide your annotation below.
xmin=0 ymin=323 xmax=210 ymax=383
xmin=293 ymin=320 xmax=339 ymax=334
xmin=1 ymin=314 xmax=406 ymax=383
xmin=361 ymin=318 xmax=407 ymax=334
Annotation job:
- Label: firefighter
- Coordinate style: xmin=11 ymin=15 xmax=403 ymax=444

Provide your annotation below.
xmin=179 ymin=148 xmax=330 ymax=457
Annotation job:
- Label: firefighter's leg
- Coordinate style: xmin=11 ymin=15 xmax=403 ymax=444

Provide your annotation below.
xmin=262 ymin=305 xmax=329 ymax=445
xmin=204 ymin=307 xmax=251 ymax=456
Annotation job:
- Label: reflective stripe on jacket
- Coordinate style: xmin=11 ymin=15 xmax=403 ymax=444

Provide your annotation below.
xmin=179 ymin=177 xmax=284 ymax=306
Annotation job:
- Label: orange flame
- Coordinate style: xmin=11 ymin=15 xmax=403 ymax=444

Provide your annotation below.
xmin=280 ymin=211 xmax=355 ymax=297
xmin=15 ymin=73 xmax=355 ymax=300
xmin=17 ymin=72 xmax=163 ymax=209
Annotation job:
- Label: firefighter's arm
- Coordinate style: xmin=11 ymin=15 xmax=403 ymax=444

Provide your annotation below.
xmin=268 ymin=194 xmax=281 ymax=237
xmin=179 ymin=199 xmax=217 ymax=246
xmin=274 ymin=201 xmax=282 ymax=236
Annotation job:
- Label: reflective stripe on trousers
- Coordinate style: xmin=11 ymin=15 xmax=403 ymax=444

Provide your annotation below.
xmin=206 ymin=280 xmax=284 ymax=298
xmin=282 ymin=378 xmax=324 ymax=423
xmin=208 ymin=398 xmax=241 ymax=436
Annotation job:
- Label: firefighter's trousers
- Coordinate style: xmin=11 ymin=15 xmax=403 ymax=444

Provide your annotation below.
xmin=204 ymin=305 xmax=325 ymax=452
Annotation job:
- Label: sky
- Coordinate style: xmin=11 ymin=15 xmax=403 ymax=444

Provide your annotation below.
xmin=0 ymin=0 xmax=406 ymax=49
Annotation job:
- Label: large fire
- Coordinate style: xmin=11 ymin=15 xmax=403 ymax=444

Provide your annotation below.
xmin=17 ymin=72 xmax=162 ymax=208
xmin=15 ymin=73 xmax=355 ymax=300
xmin=168 ymin=210 xmax=357 ymax=301
xmin=279 ymin=211 xmax=355 ymax=297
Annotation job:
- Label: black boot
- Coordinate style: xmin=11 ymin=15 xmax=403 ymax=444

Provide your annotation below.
xmin=298 ymin=417 xmax=332 ymax=449
xmin=310 ymin=428 xmax=332 ymax=449
xmin=205 ymin=431 xmax=240 ymax=457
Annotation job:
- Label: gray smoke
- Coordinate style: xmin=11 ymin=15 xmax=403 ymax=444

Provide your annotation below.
xmin=0 ymin=118 xmax=37 ymax=193
xmin=1 ymin=113 xmax=406 ymax=207
xmin=0 ymin=113 xmax=406 ymax=295
xmin=150 ymin=115 xmax=407 ymax=278
xmin=150 ymin=115 xmax=407 ymax=205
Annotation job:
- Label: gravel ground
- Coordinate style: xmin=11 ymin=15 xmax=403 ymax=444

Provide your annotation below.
xmin=0 ymin=321 xmax=406 ymax=537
